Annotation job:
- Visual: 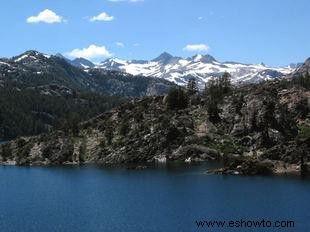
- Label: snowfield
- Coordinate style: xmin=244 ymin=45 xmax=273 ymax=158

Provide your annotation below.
xmin=97 ymin=53 xmax=295 ymax=86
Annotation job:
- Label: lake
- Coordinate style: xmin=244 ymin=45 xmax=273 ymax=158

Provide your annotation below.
xmin=0 ymin=162 xmax=309 ymax=232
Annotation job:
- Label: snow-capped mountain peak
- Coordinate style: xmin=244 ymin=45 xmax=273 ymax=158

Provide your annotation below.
xmin=192 ymin=54 xmax=217 ymax=63
xmin=152 ymin=52 xmax=176 ymax=64
xmin=13 ymin=50 xmax=50 ymax=63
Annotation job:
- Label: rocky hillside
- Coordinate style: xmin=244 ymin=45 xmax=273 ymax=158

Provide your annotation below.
xmin=1 ymin=79 xmax=309 ymax=176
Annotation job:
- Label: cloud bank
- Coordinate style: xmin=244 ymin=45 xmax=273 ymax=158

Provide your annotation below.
xmin=67 ymin=44 xmax=112 ymax=60
xmin=90 ymin=12 xmax=114 ymax=22
xmin=27 ymin=9 xmax=64 ymax=24
xmin=183 ymin=44 xmax=210 ymax=52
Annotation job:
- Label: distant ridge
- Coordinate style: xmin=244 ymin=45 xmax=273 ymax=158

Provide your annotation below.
xmin=96 ymin=52 xmax=295 ymax=86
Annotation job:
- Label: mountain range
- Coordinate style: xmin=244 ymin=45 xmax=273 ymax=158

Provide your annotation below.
xmin=80 ymin=52 xmax=298 ymax=87
xmin=0 ymin=50 xmax=174 ymax=97
xmin=1 ymin=51 xmax=303 ymax=90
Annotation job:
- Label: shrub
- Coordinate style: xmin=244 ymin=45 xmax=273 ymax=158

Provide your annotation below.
xmin=166 ymin=88 xmax=188 ymax=110
xmin=119 ymin=121 xmax=130 ymax=136
xmin=1 ymin=143 xmax=12 ymax=160
xmin=297 ymin=125 xmax=310 ymax=142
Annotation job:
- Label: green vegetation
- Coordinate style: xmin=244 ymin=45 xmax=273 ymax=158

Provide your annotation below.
xmin=0 ymin=82 xmax=123 ymax=140
xmin=104 ymin=121 xmax=114 ymax=145
xmin=297 ymin=125 xmax=310 ymax=141
xmin=293 ymin=72 xmax=310 ymax=89
xmin=89 ymin=69 xmax=174 ymax=97
xmin=1 ymin=143 xmax=12 ymax=161
xmin=278 ymin=72 xmax=310 ymax=90
xmin=16 ymin=138 xmax=33 ymax=165
xmin=166 ymin=87 xmax=189 ymax=110
xmin=204 ymin=72 xmax=232 ymax=122
xmin=78 ymin=138 xmax=87 ymax=162
xmin=187 ymin=79 xmax=199 ymax=96
xmin=203 ymin=135 xmax=240 ymax=155
xmin=119 ymin=120 xmax=130 ymax=136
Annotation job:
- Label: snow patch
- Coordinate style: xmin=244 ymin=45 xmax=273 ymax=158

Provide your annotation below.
xmin=14 ymin=54 xmax=29 ymax=62
xmin=0 ymin=61 xmax=11 ymax=67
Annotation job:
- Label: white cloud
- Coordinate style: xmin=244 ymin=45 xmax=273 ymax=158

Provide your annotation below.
xmin=133 ymin=43 xmax=140 ymax=47
xmin=116 ymin=42 xmax=125 ymax=47
xmin=90 ymin=12 xmax=114 ymax=22
xmin=27 ymin=9 xmax=64 ymax=24
xmin=183 ymin=44 xmax=210 ymax=52
xmin=198 ymin=16 xmax=203 ymax=20
xmin=108 ymin=0 xmax=144 ymax=3
xmin=67 ymin=44 xmax=112 ymax=60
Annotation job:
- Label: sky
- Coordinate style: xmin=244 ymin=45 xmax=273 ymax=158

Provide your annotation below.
xmin=0 ymin=0 xmax=309 ymax=66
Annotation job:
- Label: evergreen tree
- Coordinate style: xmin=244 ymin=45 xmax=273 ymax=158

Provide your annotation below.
xmin=104 ymin=124 xmax=113 ymax=145
xmin=202 ymin=73 xmax=232 ymax=123
xmin=221 ymin=72 xmax=232 ymax=93
xmin=187 ymin=79 xmax=198 ymax=96
xmin=166 ymin=87 xmax=189 ymax=110
xmin=293 ymin=72 xmax=310 ymax=89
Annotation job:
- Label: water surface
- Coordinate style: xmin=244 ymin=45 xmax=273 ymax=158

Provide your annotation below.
xmin=0 ymin=163 xmax=309 ymax=232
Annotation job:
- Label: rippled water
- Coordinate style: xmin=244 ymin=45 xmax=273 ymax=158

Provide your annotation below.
xmin=0 ymin=162 xmax=309 ymax=232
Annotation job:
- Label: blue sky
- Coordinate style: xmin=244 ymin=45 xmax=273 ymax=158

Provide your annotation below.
xmin=0 ymin=0 xmax=309 ymax=66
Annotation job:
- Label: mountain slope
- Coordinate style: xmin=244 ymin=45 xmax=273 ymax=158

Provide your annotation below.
xmin=0 ymin=80 xmax=124 ymax=140
xmin=0 ymin=78 xmax=308 ymax=176
xmin=97 ymin=53 xmax=295 ymax=86
xmin=70 ymin=58 xmax=96 ymax=69
xmin=289 ymin=57 xmax=310 ymax=78
xmin=1 ymin=50 xmax=94 ymax=90
xmin=0 ymin=50 xmax=175 ymax=97
xmin=0 ymin=50 xmax=176 ymax=140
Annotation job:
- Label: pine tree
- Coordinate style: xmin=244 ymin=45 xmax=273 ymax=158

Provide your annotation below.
xmin=187 ymin=79 xmax=198 ymax=96
xmin=166 ymin=87 xmax=189 ymax=110
xmin=221 ymin=72 xmax=232 ymax=93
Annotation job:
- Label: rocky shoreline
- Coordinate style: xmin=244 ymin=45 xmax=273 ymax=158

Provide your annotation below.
xmin=209 ymin=158 xmax=310 ymax=177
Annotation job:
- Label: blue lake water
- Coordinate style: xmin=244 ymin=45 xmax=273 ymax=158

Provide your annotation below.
xmin=0 ymin=163 xmax=309 ymax=232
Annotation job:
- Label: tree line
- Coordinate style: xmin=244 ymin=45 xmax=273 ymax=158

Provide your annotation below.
xmin=166 ymin=72 xmax=232 ymax=123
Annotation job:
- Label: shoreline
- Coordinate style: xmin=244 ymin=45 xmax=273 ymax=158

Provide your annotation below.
xmin=0 ymin=159 xmax=309 ymax=178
